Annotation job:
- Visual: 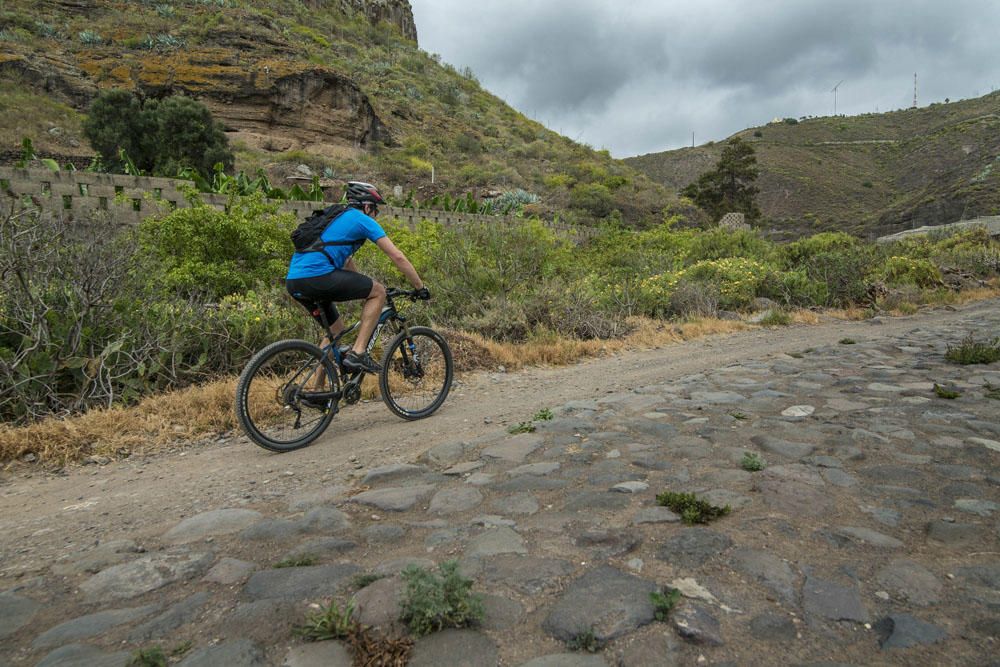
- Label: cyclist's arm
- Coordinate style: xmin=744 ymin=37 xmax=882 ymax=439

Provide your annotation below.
xmin=375 ymin=236 xmax=423 ymax=289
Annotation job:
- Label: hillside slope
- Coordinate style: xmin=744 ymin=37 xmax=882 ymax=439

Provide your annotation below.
xmin=625 ymin=92 xmax=1000 ymax=237
xmin=0 ymin=0 xmax=681 ymax=225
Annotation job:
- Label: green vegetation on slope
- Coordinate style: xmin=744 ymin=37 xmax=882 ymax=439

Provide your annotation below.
xmin=626 ymin=92 xmax=1000 ymax=236
xmin=0 ymin=0 xmax=686 ymax=226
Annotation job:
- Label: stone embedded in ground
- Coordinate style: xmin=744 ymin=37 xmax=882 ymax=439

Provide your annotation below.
xmin=542 ymin=565 xmax=657 ymax=643
xmin=299 ymin=506 xmax=351 ymax=533
xmin=926 ymin=520 xmax=983 ymax=547
xmin=350 ymin=485 xmax=436 ymax=512
xmin=464 ymin=526 xmax=528 ymax=558
xmin=781 ymin=405 xmax=815 ymax=418
xmin=612 ymin=481 xmax=650 ymax=494
xmin=749 ymin=613 xmax=797 ymax=642
xmin=968 ymin=437 xmax=1000 ymax=453
xmin=874 ymin=613 xmax=948 ymax=649
xmin=859 ymin=465 xmax=924 ymax=486
xmin=954 ymin=564 xmax=1000 ymax=589
xmin=954 ymin=498 xmax=999 ymax=517
xmin=701 ymin=488 xmax=752 ymax=510
xmin=503 ymin=493 xmax=541 ymax=515
xmin=351 ymin=576 xmax=406 ymax=634
xmin=518 ymin=654 xmax=611 ymax=667
xmin=363 ymin=463 xmax=428 ymax=485
xmin=832 ymin=526 xmax=905 ymax=549
xmin=364 ymin=524 xmax=406 ymax=544
xmin=429 ymin=487 xmax=484 ymax=514
xmin=444 ymin=461 xmax=485 ymax=475
xmin=755 ymin=465 xmax=833 ymax=517
xmin=617 ymin=629 xmax=683 ymax=667
xmin=162 ymin=509 xmax=262 ymax=543
xmin=619 ymin=417 xmax=678 ymax=441
xmin=481 ymin=555 xmax=575 ymax=595
xmin=80 ymin=551 xmax=213 ymax=602
xmin=633 ymin=506 xmax=681 ymax=525
xmin=35 ymin=644 xmax=132 ymax=667
xmin=178 ymin=639 xmax=265 ymax=666
xmin=32 ymin=604 xmax=158 ymax=648
xmin=222 ymin=599 xmax=300 ymax=644
xmin=509 ymin=462 xmax=561 ymax=476
xmin=0 ymin=592 xmax=40 ymax=640
xmin=408 ymin=629 xmax=499 ymax=667
xmin=129 ymin=592 xmax=209 ymax=641
xmin=875 ymin=559 xmax=942 ymax=606
xmin=690 ymin=391 xmax=746 ymax=405
xmin=671 ymin=601 xmax=723 ymax=646
xmin=282 ymin=641 xmax=353 ymax=667
xmin=728 ymin=548 xmax=797 ymax=603
xmin=750 ymin=435 xmax=815 ymax=460
xmin=574 ymin=528 xmax=642 ymax=558
xmin=802 ymin=573 xmax=869 ymax=623
xmin=482 ymin=433 xmax=543 ymax=463
xmin=51 ymin=539 xmax=140 ymax=576
xmin=240 ymin=518 xmax=303 ymax=542
xmin=490 ymin=476 xmax=567 ymax=493
xmin=242 ymin=563 xmax=361 ymax=600
xmin=283 ymin=537 xmax=356 ymax=560
xmin=480 ymin=593 xmax=525 ymax=631
xmin=419 ymin=440 xmax=472 ymax=466
xmin=821 ymin=468 xmax=859 ymax=488
xmin=562 ymin=491 xmax=632 ymax=512
xmin=656 ymin=529 xmax=734 ymax=568
xmin=204 ymin=558 xmax=256 ymax=585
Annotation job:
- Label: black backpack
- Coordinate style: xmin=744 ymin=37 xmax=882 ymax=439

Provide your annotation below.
xmin=291 ymin=204 xmax=353 ymax=264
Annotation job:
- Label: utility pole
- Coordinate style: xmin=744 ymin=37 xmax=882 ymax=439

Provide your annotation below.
xmin=913 ymin=72 xmax=918 ymax=108
xmin=692 ymin=132 xmax=695 ymax=148
xmin=831 ymin=80 xmax=844 ymax=116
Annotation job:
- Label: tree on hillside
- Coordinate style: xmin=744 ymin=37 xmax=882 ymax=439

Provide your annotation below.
xmin=83 ymin=90 xmax=233 ymax=179
xmin=682 ymin=137 xmax=761 ymax=223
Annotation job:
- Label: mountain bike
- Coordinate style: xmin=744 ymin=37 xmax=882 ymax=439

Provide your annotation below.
xmin=235 ymin=288 xmax=453 ymax=452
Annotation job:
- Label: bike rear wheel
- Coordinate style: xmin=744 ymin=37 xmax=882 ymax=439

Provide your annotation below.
xmin=235 ymin=339 xmax=339 ymax=452
xmin=379 ymin=326 xmax=453 ymax=420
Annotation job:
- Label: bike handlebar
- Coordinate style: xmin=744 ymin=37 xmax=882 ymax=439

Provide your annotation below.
xmin=386 ymin=287 xmax=429 ymax=301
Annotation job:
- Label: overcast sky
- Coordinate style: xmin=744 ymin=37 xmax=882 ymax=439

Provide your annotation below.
xmin=409 ymin=0 xmax=1000 ymax=158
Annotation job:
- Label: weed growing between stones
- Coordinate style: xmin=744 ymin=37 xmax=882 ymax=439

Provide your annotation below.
xmin=128 ymin=647 xmax=166 ymax=667
xmin=650 ymin=587 xmax=682 ymax=621
xmin=274 ymin=554 xmax=317 ymax=568
xmin=399 ymin=560 xmax=484 ymax=636
xmin=945 ymin=334 xmax=1000 ymax=365
xmin=741 ymin=451 xmax=767 ymax=471
xmin=657 ymin=491 xmax=732 ymax=525
xmin=984 ymin=382 xmax=1000 ymax=400
xmin=839 ymin=337 xmax=857 ymax=345
xmin=933 ymin=384 xmax=961 ymax=399
xmin=508 ymin=421 xmax=536 ymax=434
xmin=729 ymin=410 xmax=749 ymax=420
xmin=346 ymin=625 xmax=413 ymax=666
xmin=567 ymin=628 xmax=604 ymax=653
xmin=352 ymin=573 xmax=386 ymax=589
xmin=295 ymin=599 xmax=356 ymax=641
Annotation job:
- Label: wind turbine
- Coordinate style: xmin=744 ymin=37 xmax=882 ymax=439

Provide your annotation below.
xmin=831 ymin=80 xmax=844 ymax=116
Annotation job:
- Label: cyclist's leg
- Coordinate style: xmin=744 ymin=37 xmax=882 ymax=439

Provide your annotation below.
xmin=352 ymin=281 xmax=386 ymax=355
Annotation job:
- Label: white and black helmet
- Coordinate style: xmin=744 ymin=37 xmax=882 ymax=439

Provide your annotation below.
xmin=345 ymin=181 xmax=385 ymax=206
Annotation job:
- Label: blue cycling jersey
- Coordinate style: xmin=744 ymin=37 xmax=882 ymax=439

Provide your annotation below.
xmin=286 ymin=208 xmax=387 ymax=280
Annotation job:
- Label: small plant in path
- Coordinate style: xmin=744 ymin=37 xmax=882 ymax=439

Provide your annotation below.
xmin=533 ymin=407 xmax=554 ymax=421
xmin=740 ymin=451 xmax=766 ymax=472
xmin=400 ymin=560 xmax=484 ymax=636
xmin=650 ymin=587 xmax=682 ymax=621
xmin=295 ymin=599 xmax=356 ymax=641
xmin=567 ymin=628 xmax=604 ymax=653
xmin=657 ymin=491 xmax=732 ymax=525
xmin=274 ymin=554 xmax=317 ymax=568
xmin=508 ymin=421 xmax=536 ymax=434
xmin=352 ymin=573 xmax=386 ymax=589
xmin=945 ymin=334 xmax=1000 ymax=365
xmin=933 ymin=383 xmax=961 ymax=399
xmin=729 ymin=410 xmax=749 ymax=420
xmin=839 ymin=338 xmax=856 ymax=345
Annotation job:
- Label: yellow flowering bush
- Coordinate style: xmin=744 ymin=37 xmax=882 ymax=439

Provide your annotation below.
xmin=878 ymin=256 xmax=943 ymax=288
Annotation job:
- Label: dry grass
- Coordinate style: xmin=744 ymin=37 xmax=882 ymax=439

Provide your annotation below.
xmin=0 ymin=293 xmax=991 ymax=468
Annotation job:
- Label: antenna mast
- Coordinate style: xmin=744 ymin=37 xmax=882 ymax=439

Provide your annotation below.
xmin=831 ymin=80 xmax=844 ymax=115
xmin=913 ymin=72 xmax=918 ymax=108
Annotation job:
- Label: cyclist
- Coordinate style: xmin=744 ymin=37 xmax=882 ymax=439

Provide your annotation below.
xmin=285 ymin=181 xmax=429 ymax=374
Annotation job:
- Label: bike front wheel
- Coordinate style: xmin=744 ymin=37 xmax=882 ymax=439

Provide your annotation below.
xmin=379 ymin=326 xmax=453 ymax=420
xmin=235 ymin=339 xmax=339 ymax=452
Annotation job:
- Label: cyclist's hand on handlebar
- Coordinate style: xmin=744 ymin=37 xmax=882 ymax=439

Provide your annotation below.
xmin=414 ymin=287 xmax=431 ymax=301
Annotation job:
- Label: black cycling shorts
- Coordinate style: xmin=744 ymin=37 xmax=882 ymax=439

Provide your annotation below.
xmin=286 ymin=269 xmax=374 ymax=327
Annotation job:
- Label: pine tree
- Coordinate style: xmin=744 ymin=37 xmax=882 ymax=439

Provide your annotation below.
xmin=682 ymin=137 xmax=761 ymax=223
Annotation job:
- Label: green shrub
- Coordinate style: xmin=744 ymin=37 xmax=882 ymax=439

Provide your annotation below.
xmin=682 ymin=257 xmax=773 ymax=310
xmin=570 ymin=182 xmax=615 ymax=218
xmin=781 ymin=231 xmax=860 ymax=267
xmin=758 ymin=309 xmax=792 ymax=326
xmin=295 ymin=599 xmax=355 ymax=641
xmin=400 ymin=561 xmax=484 ymax=636
xmin=128 ymin=647 xmax=166 ymax=667
xmin=879 ymin=256 xmax=942 ymax=287
xmin=650 ymin=588 xmax=682 ymax=621
xmin=945 ymin=334 xmax=1000 ymax=365
xmin=740 ymin=451 xmax=766 ymax=471
xmin=138 ymin=194 xmax=296 ymax=299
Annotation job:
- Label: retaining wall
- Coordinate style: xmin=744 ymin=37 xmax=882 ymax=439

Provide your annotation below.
xmin=0 ymin=166 xmax=596 ymax=240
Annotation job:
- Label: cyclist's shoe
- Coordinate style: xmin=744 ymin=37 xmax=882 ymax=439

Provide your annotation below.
xmin=343 ymin=350 xmax=381 ymax=374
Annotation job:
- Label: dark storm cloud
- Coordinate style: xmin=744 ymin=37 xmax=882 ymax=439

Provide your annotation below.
xmin=410 ymin=0 xmax=1000 ymax=156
